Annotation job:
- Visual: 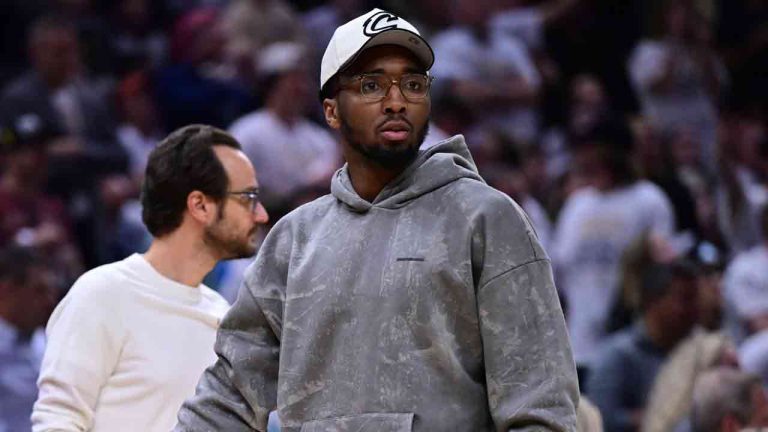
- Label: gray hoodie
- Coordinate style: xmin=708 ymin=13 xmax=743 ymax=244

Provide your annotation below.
xmin=175 ymin=135 xmax=579 ymax=431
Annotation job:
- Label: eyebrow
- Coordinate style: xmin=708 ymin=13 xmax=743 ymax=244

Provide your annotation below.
xmin=360 ymin=67 xmax=426 ymax=75
xmin=233 ymin=186 xmax=259 ymax=193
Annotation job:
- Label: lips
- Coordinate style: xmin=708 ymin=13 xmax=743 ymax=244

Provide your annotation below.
xmin=379 ymin=120 xmax=411 ymax=141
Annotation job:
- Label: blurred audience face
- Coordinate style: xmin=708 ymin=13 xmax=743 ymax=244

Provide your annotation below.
xmin=569 ymin=75 xmax=607 ymax=134
xmin=670 ymin=128 xmax=701 ymax=167
xmin=118 ymin=0 xmax=152 ymax=31
xmin=0 ymin=264 xmax=57 ymax=335
xmin=171 ymin=8 xmax=225 ymax=64
xmin=29 ymin=24 xmax=81 ymax=88
xmin=697 ymin=270 xmax=723 ymax=331
xmin=2 ymin=144 xmax=48 ymax=190
xmin=651 ymin=274 xmax=699 ymax=344
xmin=735 ymin=115 xmax=767 ymax=169
xmin=453 ymin=0 xmax=496 ymax=27
xmin=664 ymin=3 xmax=695 ymax=41
xmin=268 ymin=69 xmax=311 ymax=120
xmin=117 ymin=73 xmax=158 ymax=133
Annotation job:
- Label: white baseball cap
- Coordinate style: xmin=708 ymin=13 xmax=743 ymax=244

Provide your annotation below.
xmin=319 ymin=8 xmax=434 ymax=94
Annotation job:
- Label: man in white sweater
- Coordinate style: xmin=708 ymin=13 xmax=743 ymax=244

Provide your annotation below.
xmin=32 ymin=124 xmax=269 ymax=432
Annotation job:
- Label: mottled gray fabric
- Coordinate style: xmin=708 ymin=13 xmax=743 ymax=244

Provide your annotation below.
xmin=175 ymin=135 xmax=579 ymax=431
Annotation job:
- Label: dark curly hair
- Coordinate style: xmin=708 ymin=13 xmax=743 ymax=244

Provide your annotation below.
xmin=140 ymin=124 xmax=241 ymax=237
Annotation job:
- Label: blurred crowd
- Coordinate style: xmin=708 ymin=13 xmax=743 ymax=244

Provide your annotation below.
xmin=0 ymin=0 xmax=766 ymax=431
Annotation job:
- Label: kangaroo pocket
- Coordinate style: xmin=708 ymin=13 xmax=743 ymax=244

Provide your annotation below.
xmin=300 ymin=412 xmax=414 ymax=432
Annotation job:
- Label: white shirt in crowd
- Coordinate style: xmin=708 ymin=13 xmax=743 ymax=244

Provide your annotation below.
xmin=552 ymin=180 xmax=675 ymax=365
xmin=229 ymin=109 xmax=340 ymax=200
xmin=723 ymin=245 xmax=768 ymax=344
xmin=32 ymin=254 xmax=230 ymax=432
xmin=430 ymin=26 xmax=541 ymax=145
xmin=628 ymin=39 xmax=727 ymax=168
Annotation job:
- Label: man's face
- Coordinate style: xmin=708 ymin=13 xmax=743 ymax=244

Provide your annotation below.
xmin=203 ymin=146 xmax=269 ymax=260
xmin=30 ymin=28 xmax=81 ymax=87
xmin=326 ymin=45 xmax=431 ymax=169
xmin=658 ymin=276 xmax=699 ymax=341
xmin=6 ymin=267 xmax=58 ymax=334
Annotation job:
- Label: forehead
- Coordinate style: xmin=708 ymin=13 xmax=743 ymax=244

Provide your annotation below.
xmin=212 ymin=145 xmax=257 ymax=189
xmin=345 ymin=45 xmax=426 ymax=75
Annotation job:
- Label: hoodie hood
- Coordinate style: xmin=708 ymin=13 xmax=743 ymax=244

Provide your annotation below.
xmin=331 ymin=135 xmax=483 ymax=212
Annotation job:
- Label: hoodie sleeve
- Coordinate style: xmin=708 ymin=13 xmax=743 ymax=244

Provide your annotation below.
xmin=472 ymin=194 xmax=579 ymax=431
xmin=174 ymin=223 xmax=291 ymax=432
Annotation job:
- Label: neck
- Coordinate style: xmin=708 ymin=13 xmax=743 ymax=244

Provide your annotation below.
xmin=344 ymin=148 xmax=409 ymax=202
xmin=143 ymin=229 xmax=219 ymax=287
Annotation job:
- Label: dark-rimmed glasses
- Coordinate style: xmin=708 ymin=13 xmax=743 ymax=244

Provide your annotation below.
xmin=227 ymin=189 xmax=261 ymax=213
xmin=345 ymin=73 xmax=434 ymax=102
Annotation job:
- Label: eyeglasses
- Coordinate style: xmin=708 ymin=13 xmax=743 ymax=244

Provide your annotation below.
xmin=345 ymin=73 xmax=434 ymax=102
xmin=227 ymin=189 xmax=261 ymax=213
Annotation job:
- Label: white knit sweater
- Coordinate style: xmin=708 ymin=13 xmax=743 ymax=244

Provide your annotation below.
xmin=32 ymin=254 xmax=230 ymax=432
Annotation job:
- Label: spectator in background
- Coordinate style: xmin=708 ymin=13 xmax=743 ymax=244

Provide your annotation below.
xmin=116 ymin=70 xmax=163 ymax=182
xmin=716 ymin=109 xmax=768 ymax=254
xmin=690 ymin=368 xmax=768 ymax=432
xmin=540 ymin=74 xmax=614 ymax=198
xmin=0 ymin=14 xmax=130 ymax=268
xmin=552 ymin=121 xmax=675 ymax=367
xmin=642 ymin=332 xmax=735 ymax=432
xmin=108 ymin=70 xmax=164 ymax=260
xmin=0 ymin=246 xmax=58 ymax=432
xmin=492 ymin=0 xmax=580 ymax=52
xmin=33 ymin=125 xmax=268 ymax=432
xmin=107 ymin=0 xmax=168 ymax=77
xmin=628 ymin=1 xmax=727 ymax=172
xmin=483 ymin=143 xmax=553 ymax=250
xmin=0 ymin=112 xmax=83 ymax=284
xmin=430 ymin=0 xmax=541 ymax=147
xmin=154 ymin=7 xmax=252 ymax=131
xmin=722 ymin=206 xmax=768 ymax=345
xmin=229 ymin=42 xmax=340 ymax=220
xmin=220 ymin=0 xmax=303 ymax=75
xmin=0 ymin=15 xmax=125 ymax=174
xmin=587 ymin=260 xmax=699 ymax=432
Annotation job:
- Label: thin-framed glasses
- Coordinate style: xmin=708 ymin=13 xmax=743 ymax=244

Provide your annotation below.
xmin=348 ymin=73 xmax=434 ymax=102
xmin=227 ymin=189 xmax=260 ymax=213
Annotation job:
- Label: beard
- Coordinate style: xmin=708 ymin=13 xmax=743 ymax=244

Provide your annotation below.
xmin=203 ymin=207 xmax=259 ymax=260
xmin=340 ymin=116 xmax=429 ymax=169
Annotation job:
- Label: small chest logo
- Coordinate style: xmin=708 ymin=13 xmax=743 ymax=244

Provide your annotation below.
xmin=363 ymin=11 xmax=400 ymax=36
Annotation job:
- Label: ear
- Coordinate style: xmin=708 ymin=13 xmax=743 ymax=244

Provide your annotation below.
xmin=323 ymin=98 xmax=341 ymax=130
xmin=186 ymin=190 xmax=217 ymax=225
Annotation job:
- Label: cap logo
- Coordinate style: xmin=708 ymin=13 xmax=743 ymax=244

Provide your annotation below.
xmin=363 ymin=11 xmax=399 ymax=37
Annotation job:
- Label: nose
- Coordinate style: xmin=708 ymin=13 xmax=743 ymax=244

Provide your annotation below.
xmin=253 ymin=202 xmax=269 ymax=225
xmin=383 ymin=82 xmax=407 ymax=114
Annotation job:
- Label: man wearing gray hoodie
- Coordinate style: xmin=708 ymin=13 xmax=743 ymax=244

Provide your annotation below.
xmin=175 ymin=8 xmax=578 ymax=432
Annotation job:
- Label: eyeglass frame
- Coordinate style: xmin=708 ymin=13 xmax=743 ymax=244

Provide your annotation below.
xmin=341 ymin=72 xmax=435 ymax=102
xmin=226 ymin=189 xmax=261 ymax=213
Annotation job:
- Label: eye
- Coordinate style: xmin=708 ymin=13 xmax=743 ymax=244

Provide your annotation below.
xmin=360 ymin=77 xmax=382 ymax=94
xmin=403 ymin=77 xmax=423 ymax=92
